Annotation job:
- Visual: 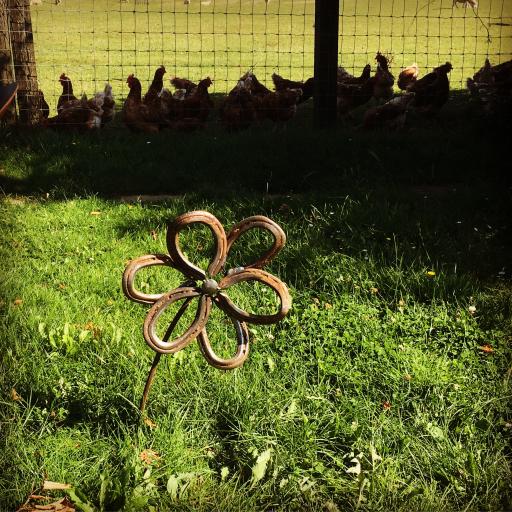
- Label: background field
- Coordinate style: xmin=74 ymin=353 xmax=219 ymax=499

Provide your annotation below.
xmin=29 ymin=0 xmax=512 ymax=112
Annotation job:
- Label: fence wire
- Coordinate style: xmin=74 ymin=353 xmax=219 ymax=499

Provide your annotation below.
xmin=6 ymin=0 xmax=512 ymax=115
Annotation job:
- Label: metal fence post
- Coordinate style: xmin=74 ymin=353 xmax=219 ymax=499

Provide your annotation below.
xmin=314 ymin=0 xmax=339 ymax=129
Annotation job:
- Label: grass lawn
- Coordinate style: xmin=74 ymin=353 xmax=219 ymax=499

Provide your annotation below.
xmin=1 ymin=96 xmax=511 ymax=510
xmin=29 ymin=0 xmax=512 ymax=112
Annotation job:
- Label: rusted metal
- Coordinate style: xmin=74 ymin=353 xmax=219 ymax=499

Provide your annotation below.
xmin=123 ymin=210 xmax=291 ymax=413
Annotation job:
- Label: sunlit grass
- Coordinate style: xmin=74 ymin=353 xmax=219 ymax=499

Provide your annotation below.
xmin=30 ymin=0 xmax=512 ymax=112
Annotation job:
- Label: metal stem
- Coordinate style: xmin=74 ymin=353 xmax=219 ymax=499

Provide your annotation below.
xmin=139 ymin=296 xmax=193 ymax=413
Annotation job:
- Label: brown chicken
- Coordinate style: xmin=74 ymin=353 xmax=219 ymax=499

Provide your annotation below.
xmin=337 ymin=75 xmax=376 ymax=118
xmin=467 ymin=58 xmax=512 ymax=112
xmin=219 ymin=78 xmax=257 ymax=131
xmin=240 ymin=71 xmax=272 ymax=97
xmin=398 ymin=63 xmax=419 ymax=91
xmin=254 ymin=88 xmax=302 ymax=125
xmin=373 ymin=52 xmax=395 ymax=101
xmin=363 ymin=93 xmax=415 ymax=130
xmin=144 ymin=66 xmax=166 ymax=104
xmin=123 ymin=74 xmax=160 ymax=133
xmin=164 ymin=77 xmax=213 ymax=130
xmin=271 ymin=73 xmax=315 ymax=104
xmin=170 ymin=77 xmax=197 ymax=96
xmin=409 ymin=62 xmax=452 ymax=112
xmin=337 ymin=64 xmax=371 ymax=85
xmin=57 ymin=73 xmax=78 ymax=112
xmin=44 ymin=94 xmax=103 ymax=130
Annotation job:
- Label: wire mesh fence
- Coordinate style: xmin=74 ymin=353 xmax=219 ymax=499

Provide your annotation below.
xmin=3 ymin=0 xmax=512 ymax=117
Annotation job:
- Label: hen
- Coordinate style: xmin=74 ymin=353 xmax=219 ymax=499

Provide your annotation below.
xmin=144 ymin=66 xmax=166 ymax=104
xmin=467 ymin=58 xmax=512 ymax=112
xmin=409 ymin=62 xmax=452 ymax=112
xmin=254 ymin=87 xmax=302 ymax=125
xmin=57 ymin=73 xmax=78 ymax=112
xmin=94 ymin=83 xmax=115 ymax=127
xmin=219 ymin=77 xmax=256 ymax=131
xmin=363 ymin=93 xmax=415 ymax=130
xmin=337 ymin=64 xmax=371 ymax=85
xmin=170 ymin=76 xmax=197 ymax=96
xmin=123 ymin=74 xmax=160 ymax=133
xmin=373 ymin=52 xmax=395 ymax=101
xmin=336 ymin=75 xmax=376 ymax=118
xmin=44 ymin=94 xmax=103 ymax=131
xmin=271 ymin=73 xmax=315 ymax=104
xmin=398 ymin=63 xmax=419 ymax=91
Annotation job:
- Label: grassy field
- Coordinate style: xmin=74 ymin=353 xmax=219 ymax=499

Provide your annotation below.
xmin=29 ymin=0 xmax=512 ymax=112
xmin=1 ymin=100 xmax=512 ymax=510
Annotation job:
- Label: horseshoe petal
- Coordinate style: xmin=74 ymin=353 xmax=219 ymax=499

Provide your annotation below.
xmin=122 ymin=254 xmax=174 ymax=305
xmin=226 ymin=215 xmax=286 ymax=269
xmin=216 ymin=268 xmax=291 ymax=325
xmin=197 ymin=320 xmax=250 ymax=370
xmin=143 ymin=287 xmax=211 ymax=354
xmin=166 ymin=211 xmax=228 ymax=280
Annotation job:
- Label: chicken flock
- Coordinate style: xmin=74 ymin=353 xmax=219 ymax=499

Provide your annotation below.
xmin=37 ymin=54 xmax=512 ymax=132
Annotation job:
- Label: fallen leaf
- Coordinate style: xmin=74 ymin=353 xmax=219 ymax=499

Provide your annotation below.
xmin=139 ymin=449 xmax=160 ymax=465
xmin=403 ymin=373 xmax=413 ymax=381
xmin=346 ymin=457 xmax=361 ymax=475
xmin=143 ymin=417 xmax=157 ymax=429
xmin=13 ymin=298 xmax=23 ymax=306
xmin=468 ymin=305 xmax=477 ymax=315
xmin=58 ymin=283 xmax=66 ymax=290
xmin=150 ymin=230 xmax=158 ymax=240
xmin=89 ymin=211 xmax=101 ymax=216
xmin=11 ymin=388 xmax=21 ymax=401
xmin=369 ymin=287 xmax=379 ymax=294
xmin=251 ymin=449 xmax=272 ymax=484
xmin=382 ymin=401 xmax=391 ymax=410
xmin=478 ymin=344 xmax=494 ymax=353
xmin=42 ymin=481 xmax=72 ymax=491
xmin=426 ymin=271 xmax=436 ymax=277
xmin=324 ymin=302 xmax=333 ymax=310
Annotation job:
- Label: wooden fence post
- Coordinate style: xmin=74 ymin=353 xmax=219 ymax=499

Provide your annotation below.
xmin=0 ymin=0 xmax=16 ymax=121
xmin=313 ymin=0 xmax=339 ymax=129
xmin=8 ymin=0 xmax=40 ymax=124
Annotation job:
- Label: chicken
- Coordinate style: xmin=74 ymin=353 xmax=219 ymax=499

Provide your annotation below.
xmin=240 ymin=71 xmax=272 ymax=97
xmin=44 ymin=94 xmax=103 ymax=131
xmin=57 ymin=73 xmax=78 ymax=112
xmin=337 ymin=64 xmax=371 ymax=85
xmin=373 ymin=52 xmax=395 ymax=101
xmin=271 ymin=73 xmax=315 ymax=104
xmin=336 ymin=75 xmax=376 ymax=118
xmin=123 ymin=74 xmax=160 ymax=133
xmin=219 ymin=78 xmax=256 ymax=131
xmin=144 ymin=66 xmax=166 ymax=105
xmin=409 ymin=62 xmax=452 ymax=112
xmin=170 ymin=77 xmax=197 ymax=96
xmin=94 ymin=83 xmax=115 ymax=127
xmin=363 ymin=93 xmax=415 ymax=130
xmin=164 ymin=77 xmax=213 ymax=129
xmin=253 ymin=87 xmax=302 ymax=125
xmin=398 ymin=63 xmax=419 ymax=91
xmin=142 ymin=66 xmax=167 ymax=123
xmin=467 ymin=58 xmax=512 ymax=112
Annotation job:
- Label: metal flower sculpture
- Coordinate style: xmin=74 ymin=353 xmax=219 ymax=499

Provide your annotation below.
xmin=122 ymin=211 xmax=291 ymax=411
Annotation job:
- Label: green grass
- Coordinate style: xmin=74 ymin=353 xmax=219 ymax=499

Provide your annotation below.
xmin=1 ymin=99 xmax=511 ymax=510
xmin=29 ymin=0 xmax=512 ymax=112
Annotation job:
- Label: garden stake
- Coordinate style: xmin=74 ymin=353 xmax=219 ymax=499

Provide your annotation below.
xmin=122 ymin=211 xmax=291 ymax=413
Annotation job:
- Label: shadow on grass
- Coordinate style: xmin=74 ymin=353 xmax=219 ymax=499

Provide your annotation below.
xmin=0 ymin=91 xmax=510 ymax=198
